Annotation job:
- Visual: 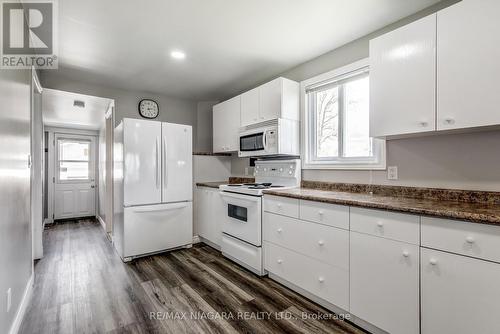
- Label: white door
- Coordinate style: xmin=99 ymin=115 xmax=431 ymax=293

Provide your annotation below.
xmin=350 ymin=232 xmax=420 ymax=334
xmin=219 ymin=191 xmax=262 ymax=246
xmin=123 ymin=202 xmax=193 ymax=257
xmin=123 ymin=119 xmax=161 ymax=206
xmin=259 ymin=78 xmax=282 ymax=122
xmin=437 ymin=0 xmax=500 ymax=130
xmin=369 ymin=14 xmax=436 ymax=137
xmin=240 ymin=87 xmax=259 ymax=126
xmin=421 ymin=248 xmax=500 ymax=334
xmin=162 ymin=122 xmax=192 ymax=203
xmin=54 ymin=134 xmax=96 ymax=219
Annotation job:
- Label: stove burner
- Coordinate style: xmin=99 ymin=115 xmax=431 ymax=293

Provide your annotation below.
xmin=244 ymin=182 xmax=272 ymax=187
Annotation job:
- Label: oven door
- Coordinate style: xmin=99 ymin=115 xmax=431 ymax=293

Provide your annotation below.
xmin=219 ymin=191 xmax=262 ymax=246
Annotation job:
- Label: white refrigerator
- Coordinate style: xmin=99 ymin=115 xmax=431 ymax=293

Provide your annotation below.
xmin=113 ymin=118 xmax=193 ymax=261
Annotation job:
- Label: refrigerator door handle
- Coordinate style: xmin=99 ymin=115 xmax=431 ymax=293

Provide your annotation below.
xmin=132 ymin=202 xmax=188 ymax=213
xmin=163 ymin=136 xmax=168 ymax=189
xmin=155 ymin=137 xmax=160 ymax=189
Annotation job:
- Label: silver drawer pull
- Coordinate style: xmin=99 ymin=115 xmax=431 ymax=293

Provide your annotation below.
xmin=429 ymin=258 xmax=438 ymax=265
xmin=318 ymin=240 xmax=325 ymax=246
xmin=318 ymin=277 xmax=325 ymax=283
xmin=377 ymin=222 xmax=384 ymax=227
xmin=402 ymin=250 xmax=409 ymax=257
xmin=277 ymin=228 xmax=283 ymax=233
xmin=277 ymin=259 xmax=283 ymax=264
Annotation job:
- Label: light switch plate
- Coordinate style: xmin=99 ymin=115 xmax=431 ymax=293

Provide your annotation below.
xmin=387 ymin=166 xmax=398 ymax=180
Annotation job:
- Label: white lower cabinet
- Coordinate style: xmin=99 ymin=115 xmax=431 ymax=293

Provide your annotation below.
xmin=421 ymin=248 xmax=500 ymax=334
xmin=264 ymin=241 xmax=349 ymax=310
xmin=195 ymin=187 xmax=223 ymax=247
xmin=350 ymin=232 xmax=420 ymax=334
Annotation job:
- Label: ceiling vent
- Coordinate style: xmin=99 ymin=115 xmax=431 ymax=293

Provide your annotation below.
xmin=73 ymin=100 xmax=85 ymax=108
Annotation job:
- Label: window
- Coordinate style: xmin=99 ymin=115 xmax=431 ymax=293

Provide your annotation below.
xmin=302 ymin=59 xmax=385 ymax=169
xmin=57 ymin=138 xmax=92 ymax=181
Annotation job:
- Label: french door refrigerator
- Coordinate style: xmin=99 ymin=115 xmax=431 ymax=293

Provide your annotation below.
xmin=113 ymin=118 xmax=193 ymax=261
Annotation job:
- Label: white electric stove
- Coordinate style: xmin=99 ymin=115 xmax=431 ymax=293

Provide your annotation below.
xmin=219 ymin=159 xmax=301 ymax=275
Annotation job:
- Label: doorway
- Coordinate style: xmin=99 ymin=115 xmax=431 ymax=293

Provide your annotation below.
xmin=53 ymin=134 xmax=97 ymax=219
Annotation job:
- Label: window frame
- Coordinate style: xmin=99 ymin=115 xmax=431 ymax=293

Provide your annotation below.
xmin=55 ymin=134 xmax=95 ymax=183
xmin=301 ymin=58 xmax=386 ymax=170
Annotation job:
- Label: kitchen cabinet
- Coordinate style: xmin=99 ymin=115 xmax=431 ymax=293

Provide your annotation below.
xmin=369 ymin=14 xmax=436 ymax=137
xmin=195 ymin=186 xmax=223 ymax=248
xmin=240 ymin=77 xmax=299 ymax=127
xmin=213 ymin=96 xmax=240 ymax=153
xmin=240 ymin=87 xmax=259 ymax=126
xmin=421 ymin=248 xmax=500 ymax=333
xmin=437 ymin=0 xmax=500 ymax=130
xmin=350 ymin=232 xmax=419 ymax=334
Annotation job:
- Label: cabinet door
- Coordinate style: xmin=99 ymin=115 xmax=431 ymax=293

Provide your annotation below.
xmin=213 ymin=96 xmax=241 ymax=152
xmin=421 ymin=248 xmax=500 ymax=334
xmin=350 ymin=232 xmax=419 ymax=334
xmin=195 ymin=187 xmax=210 ymax=240
xmin=259 ymin=78 xmax=282 ymax=122
xmin=437 ymin=0 xmax=500 ymax=130
xmin=240 ymin=87 xmax=259 ymax=126
xmin=369 ymin=14 xmax=436 ymax=137
xmin=210 ymin=189 xmax=224 ymax=246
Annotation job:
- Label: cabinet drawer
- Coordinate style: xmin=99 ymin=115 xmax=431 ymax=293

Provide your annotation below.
xmin=263 ymin=195 xmax=299 ymax=218
xmin=264 ymin=242 xmax=349 ymax=311
xmin=350 ymin=207 xmax=420 ymax=244
xmin=421 ymin=217 xmax=500 ymax=263
xmin=263 ymin=212 xmax=348 ymax=269
xmin=299 ymin=200 xmax=349 ymax=230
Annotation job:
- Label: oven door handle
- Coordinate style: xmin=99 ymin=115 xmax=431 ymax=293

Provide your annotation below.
xmin=219 ymin=191 xmax=260 ymax=206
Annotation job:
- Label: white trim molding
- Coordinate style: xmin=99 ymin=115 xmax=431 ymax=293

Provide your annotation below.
xmin=300 ymin=58 xmax=386 ymax=170
xmin=8 ymin=274 xmax=33 ymax=334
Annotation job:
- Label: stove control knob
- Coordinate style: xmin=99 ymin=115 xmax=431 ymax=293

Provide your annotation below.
xmin=288 ymin=170 xmax=293 ymax=175
xmin=264 ymin=168 xmax=267 ymax=172
xmin=290 ymin=165 xmax=294 ymax=169
xmin=279 ymin=168 xmax=283 ymax=172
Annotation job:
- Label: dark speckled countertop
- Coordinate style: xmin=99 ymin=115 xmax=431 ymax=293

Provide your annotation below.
xmin=196 ymin=177 xmax=256 ymax=189
xmin=263 ymin=185 xmax=500 ymax=226
xmin=196 ymin=181 xmax=228 ymax=189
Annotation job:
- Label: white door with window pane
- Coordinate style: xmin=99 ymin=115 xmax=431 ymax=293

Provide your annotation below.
xmin=54 ymin=134 xmax=96 ymax=219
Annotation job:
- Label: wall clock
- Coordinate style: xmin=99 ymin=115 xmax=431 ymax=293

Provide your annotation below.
xmin=138 ymin=99 xmax=159 ymax=119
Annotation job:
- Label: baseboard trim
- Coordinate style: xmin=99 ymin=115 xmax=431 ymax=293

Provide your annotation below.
xmin=97 ymin=215 xmax=106 ymax=230
xmin=192 ymin=235 xmax=200 ymax=244
xmin=8 ymin=274 xmax=33 ymax=334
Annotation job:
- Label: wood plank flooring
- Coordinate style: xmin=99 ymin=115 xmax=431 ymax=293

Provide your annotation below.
xmin=19 ymin=219 xmax=366 ymax=334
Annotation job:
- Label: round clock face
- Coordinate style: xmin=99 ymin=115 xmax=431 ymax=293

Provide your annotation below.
xmin=138 ymin=99 xmax=159 ymax=119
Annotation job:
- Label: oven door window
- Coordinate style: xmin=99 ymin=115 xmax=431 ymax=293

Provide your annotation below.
xmin=240 ymin=133 xmax=264 ymax=152
xmin=228 ymin=204 xmax=248 ymax=222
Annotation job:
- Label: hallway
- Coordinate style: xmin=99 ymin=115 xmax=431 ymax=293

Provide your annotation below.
xmin=19 ymin=220 xmax=363 ymax=334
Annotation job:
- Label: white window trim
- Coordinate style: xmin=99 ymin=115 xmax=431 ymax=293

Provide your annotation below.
xmin=300 ymin=58 xmax=386 ymax=170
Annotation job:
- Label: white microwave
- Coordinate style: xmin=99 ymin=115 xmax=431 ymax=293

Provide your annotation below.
xmin=238 ymin=119 xmax=300 ymax=157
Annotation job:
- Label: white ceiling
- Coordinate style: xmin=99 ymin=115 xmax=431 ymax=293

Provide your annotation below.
xmin=43 ymin=89 xmax=113 ymax=130
xmin=53 ymin=0 xmax=440 ymax=100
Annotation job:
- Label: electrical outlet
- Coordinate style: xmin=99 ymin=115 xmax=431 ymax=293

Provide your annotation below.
xmin=6 ymin=288 xmax=11 ymax=313
xmin=387 ymin=166 xmax=398 ymax=180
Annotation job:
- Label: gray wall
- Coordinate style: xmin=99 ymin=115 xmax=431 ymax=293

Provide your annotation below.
xmin=40 ymin=71 xmax=198 ymax=130
xmin=230 ymin=0 xmax=500 ymax=191
xmin=195 ymin=101 xmax=218 ymax=153
xmin=0 ymin=69 xmax=33 ymax=332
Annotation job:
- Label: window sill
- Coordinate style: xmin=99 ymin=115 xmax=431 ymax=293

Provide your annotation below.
xmin=302 ymin=161 xmax=386 ymax=171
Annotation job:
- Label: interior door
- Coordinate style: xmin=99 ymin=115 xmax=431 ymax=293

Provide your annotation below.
xmin=162 ymin=122 xmax=192 ymax=203
xmin=54 ymin=134 xmax=96 ymax=219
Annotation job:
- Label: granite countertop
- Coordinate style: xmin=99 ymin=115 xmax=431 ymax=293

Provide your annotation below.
xmin=196 ymin=181 xmax=228 ymax=189
xmin=263 ymin=187 xmax=500 ymax=225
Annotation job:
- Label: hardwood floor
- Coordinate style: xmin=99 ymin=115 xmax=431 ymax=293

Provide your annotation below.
xmin=20 ymin=219 xmax=365 ymax=334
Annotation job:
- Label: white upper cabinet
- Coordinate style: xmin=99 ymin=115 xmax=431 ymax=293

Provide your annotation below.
xmin=213 ymin=96 xmax=240 ymax=153
xmin=240 ymin=87 xmax=260 ymax=126
xmin=240 ymin=77 xmax=299 ymax=127
xmin=437 ymin=0 xmax=500 ymax=130
xmin=370 ymin=14 xmax=436 ymax=138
